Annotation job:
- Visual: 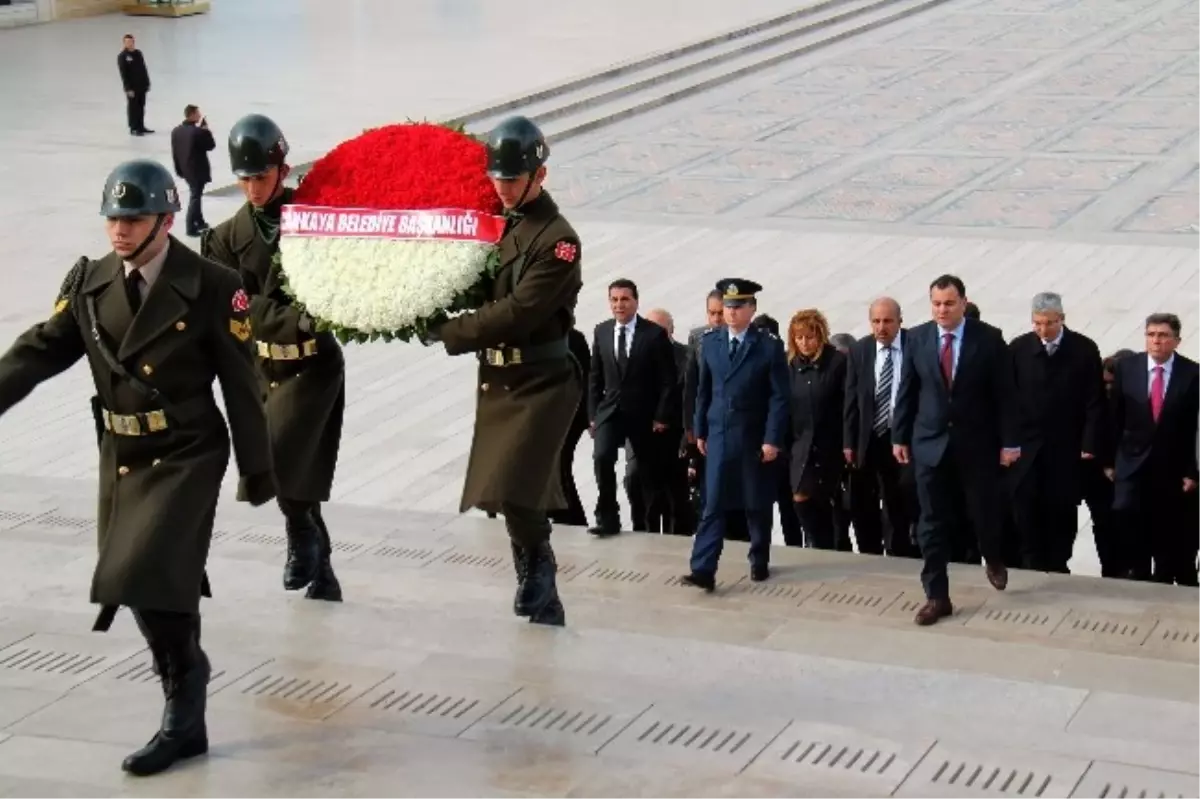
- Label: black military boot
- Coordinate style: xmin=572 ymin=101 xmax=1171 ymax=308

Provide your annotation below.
xmin=510 ymin=539 xmax=531 ymax=617
xmin=518 ymin=541 xmax=566 ymax=627
xmin=305 ymin=506 xmax=343 ymax=602
xmin=279 ymin=499 xmax=321 ymax=591
xmin=122 ymin=613 xmax=210 ymax=777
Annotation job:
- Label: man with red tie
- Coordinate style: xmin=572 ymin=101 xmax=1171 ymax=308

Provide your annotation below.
xmin=1108 ymin=313 xmax=1199 ymax=586
xmin=892 ymin=275 xmax=1019 ymax=626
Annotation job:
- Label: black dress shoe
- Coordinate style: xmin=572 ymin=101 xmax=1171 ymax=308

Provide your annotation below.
xmin=140 ymin=128 xmax=155 ymax=134
xmin=587 ymin=523 xmax=620 ymax=537
xmin=680 ymin=572 xmax=716 ymax=592
xmin=750 ymin=565 xmax=769 ymax=582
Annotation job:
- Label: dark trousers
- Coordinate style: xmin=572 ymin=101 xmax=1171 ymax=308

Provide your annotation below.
xmin=593 ymin=414 xmax=665 ymax=528
xmin=549 ymin=422 xmax=587 ymax=527
xmin=126 ymin=90 xmax=147 ymax=132
xmin=625 ymin=434 xmax=693 ymax=534
xmin=1080 ymin=462 xmax=1124 ymax=577
xmin=690 ymin=505 xmax=772 ymax=576
xmin=502 ymin=503 xmax=552 ymax=548
xmin=1122 ymin=476 xmax=1199 ymax=586
xmin=1012 ymin=453 xmax=1079 ymax=573
xmin=776 ymin=461 xmax=804 ymax=547
xmin=914 ymin=448 xmax=1005 ymax=600
xmin=688 ymin=449 xmax=749 ymax=541
xmin=850 ymin=433 xmax=919 ymax=557
xmin=185 ymin=178 xmax=208 ymax=235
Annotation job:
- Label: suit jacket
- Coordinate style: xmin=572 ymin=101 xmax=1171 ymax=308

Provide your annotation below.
xmin=844 ymin=329 xmax=909 ymax=462
xmin=588 ymin=316 xmax=676 ymax=427
xmin=171 ymin=121 xmax=216 ymax=185
xmin=1111 ymin=352 xmax=1199 ymax=489
xmin=694 ymin=326 xmax=790 ymax=510
xmin=1008 ymin=328 xmax=1106 ymax=496
xmin=892 ymin=318 xmax=1018 ymax=467
xmin=683 ymin=324 xmax=708 ymax=431
xmin=117 ymin=48 xmax=150 ymax=92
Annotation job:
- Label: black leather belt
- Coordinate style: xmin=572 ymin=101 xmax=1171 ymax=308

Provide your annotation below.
xmin=480 ymin=338 xmax=568 ymax=367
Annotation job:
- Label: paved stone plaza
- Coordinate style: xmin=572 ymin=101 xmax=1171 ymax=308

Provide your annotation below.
xmin=0 ymin=0 xmax=1196 ymax=795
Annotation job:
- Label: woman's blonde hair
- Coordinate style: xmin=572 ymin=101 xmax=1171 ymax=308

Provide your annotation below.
xmin=786 ymin=309 xmax=830 ymax=362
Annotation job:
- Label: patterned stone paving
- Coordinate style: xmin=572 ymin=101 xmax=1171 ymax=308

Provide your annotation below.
xmin=551 ymin=0 xmax=1200 ymax=240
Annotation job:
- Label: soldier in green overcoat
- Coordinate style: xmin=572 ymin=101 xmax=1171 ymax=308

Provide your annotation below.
xmin=0 ymin=159 xmax=274 ymax=776
xmin=202 ymin=114 xmax=344 ymax=601
xmin=426 ymin=116 xmax=583 ymax=627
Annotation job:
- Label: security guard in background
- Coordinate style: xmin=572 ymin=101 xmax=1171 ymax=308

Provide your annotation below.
xmin=424 ymin=115 xmax=583 ymax=627
xmin=683 ymin=279 xmax=789 ymax=591
xmin=0 ymin=159 xmax=274 ymax=776
xmin=203 ymin=114 xmax=345 ymax=602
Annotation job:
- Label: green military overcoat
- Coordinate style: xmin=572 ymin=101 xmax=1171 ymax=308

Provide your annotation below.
xmin=202 ymin=189 xmax=345 ymax=502
xmin=0 ymin=238 xmax=273 ymax=614
xmin=439 ymin=192 xmax=583 ymax=514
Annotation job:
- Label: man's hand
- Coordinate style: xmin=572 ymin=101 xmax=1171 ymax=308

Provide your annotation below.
xmin=1104 ymin=467 xmax=1114 ymax=481
xmin=1184 ymin=477 xmax=1197 ymax=493
xmin=1000 ymin=448 xmax=1021 ymax=467
xmin=761 ymin=443 xmax=779 ymax=463
xmin=843 ymin=448 xmax=855 ymax=466
xmin=697 ymin=438 xmax=707 ymax=456
xmin=893 ymin=444 xmax=910 ymax=465
xmin=588 ymin=421 xmax=595 ymax=438
xmin=1081 ymin=451 xmax=1094 ymax=460
xmin=126 ymin=90 xmax=134 ymax=98
xmin=652 ymin=421 xmax=667 ymax=433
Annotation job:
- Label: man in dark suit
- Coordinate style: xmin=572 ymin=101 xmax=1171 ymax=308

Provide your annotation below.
xmin=588 ymin=279 xmax=677 ymax=535
xmin=1008 ymin=292 xmax=1106 ymax=574
xmin=117 ymin=34 xmax=153 ymax=136
xmin=625 ymin=309 xmax=693 ymax=534
xmin=682 ymin=279 xmax=789 ymax=590
xmin=170 ymin=105 xmax=217 ymax=237
xmin=1108 ymin=313 xmax=1199 ymax=586
xmin=893 ymin=275 xmax=1018 ymax=625
xmin=844 ymin=297 xmax=919 ymax=558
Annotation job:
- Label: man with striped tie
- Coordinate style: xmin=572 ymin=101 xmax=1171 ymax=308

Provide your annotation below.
xmin=844 ymin=297 xmax=918 ymax=558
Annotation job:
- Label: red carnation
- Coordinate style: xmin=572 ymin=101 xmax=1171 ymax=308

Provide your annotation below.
xmin=295 ymin=123 xmax=502 ymax=215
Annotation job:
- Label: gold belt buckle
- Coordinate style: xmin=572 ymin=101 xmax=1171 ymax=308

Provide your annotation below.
xmin=103 ymin=409 xmax=168 ymax=436
xmin=484 ymin=349 xmax=506 ymax=367
xmin=256 ymin=340 xmax=317 ymax=361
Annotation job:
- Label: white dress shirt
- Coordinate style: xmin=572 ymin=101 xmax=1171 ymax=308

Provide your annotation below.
xmin=1148 ymin=352 xmax=1175 ymax=394
xmin=875 ymin=337 xmax=902 ymax=415
xmin=613 ymin=316 xmax=637 ymax=358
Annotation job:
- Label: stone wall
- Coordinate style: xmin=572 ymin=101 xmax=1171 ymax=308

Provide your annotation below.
xmin=53 ymin=0 xmax=124 ymax=19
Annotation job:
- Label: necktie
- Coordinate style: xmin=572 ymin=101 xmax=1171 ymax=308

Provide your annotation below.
xmin=730 ymin=336 xmax=740 ymax=359
xmin=1045 ymin=340 xmax=1058 ymax=357
xmin=125 ymin=269 xmax=144 ymax=315
xmin=617 ymin=325 xmax=629 ymax=372
xmin=1150 ymin=365 xmax=1165 ymax=422
xmin=874 ymin=346 xmax=893 ymax=435
xmin=939 ymin=332 xmax=954 ymax=388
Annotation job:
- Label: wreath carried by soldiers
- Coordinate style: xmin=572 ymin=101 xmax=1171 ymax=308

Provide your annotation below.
xmin=277 ymin=122 xmax=506 ymax=344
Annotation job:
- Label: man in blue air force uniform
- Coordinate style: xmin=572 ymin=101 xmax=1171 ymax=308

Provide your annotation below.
xmin=682 ymin=279 xmax=790 ymax=591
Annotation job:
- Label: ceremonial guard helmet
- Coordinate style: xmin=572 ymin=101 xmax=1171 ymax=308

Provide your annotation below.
xmin=228 ymin=114 xmax=290 ymax=177
xmin=485 ymin=115 xmax=549 ymax=179
xmin=100 ymin=159 xmax=182 ymax=217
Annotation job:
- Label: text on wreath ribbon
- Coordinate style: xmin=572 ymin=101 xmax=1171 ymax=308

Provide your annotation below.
xmin=281 ymin=205 xmax=505 ymax=244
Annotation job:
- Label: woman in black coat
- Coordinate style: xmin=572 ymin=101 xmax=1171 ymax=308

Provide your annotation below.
xmin=785 ymin=309 xmax=847 ymax=550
